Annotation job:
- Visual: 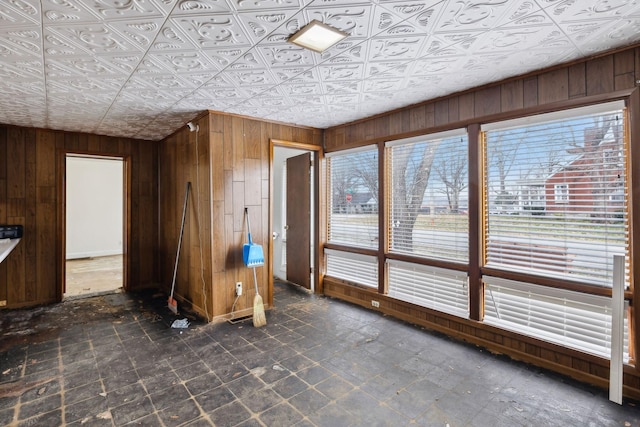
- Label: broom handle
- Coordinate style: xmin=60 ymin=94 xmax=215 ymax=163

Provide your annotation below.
xmin=170 ymin=182 xmax=190 ymax=298
xmin=244 ymin=207 xmax=253 ymax=244
xmin=253 ymin=267 xmax=259 ymax=294
xmin=246 ymin=207 xmax=260 ymax=295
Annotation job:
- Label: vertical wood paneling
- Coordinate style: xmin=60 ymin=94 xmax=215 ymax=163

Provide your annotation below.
xmin=614 ymin=50 xmax=636 ymax=90
xmin=522 ymin=76 xmax=538 ymax=108
xmin=501 ymin=80 xmax=523 ymax=112
xmin=568 ymin=63 xmax=586 ymax=99
xmin=586 ymin=56 xmax=614 ymax=95
xmin=538 ymin=68 xmax=569 ymax=104
xmin=159 ymin=112 xmax=321 ymax=321
xmin=475 ymin=86 xmax=501 ymax=117
xmin=0 ymin=126 xmax=157 ymax=309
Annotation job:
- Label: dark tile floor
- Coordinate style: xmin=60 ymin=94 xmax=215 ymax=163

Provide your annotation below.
xmin=1 ymin=282 xmax=639 ymax=426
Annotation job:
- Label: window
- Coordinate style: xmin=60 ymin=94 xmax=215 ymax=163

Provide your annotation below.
xmin=388 ymin=260 xmax=468 ymax=317
xmin=327 ymin=146 xmax=379 ymax=248
xmin=482 ymin=101 xmax=629 ymax=287
xmin=554 ymin=184 xmax=569 ymax=203
xmin=325 ymin=249 xmax=378 ymax=288
xmin=484 ymin=276 xmax=629 ymax=361
xmin=386 ymin=129 xmax=468 ymax=262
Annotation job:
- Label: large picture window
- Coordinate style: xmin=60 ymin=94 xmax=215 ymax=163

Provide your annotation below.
xmin=482 ymin=101 xmax=629 ymax=288
xmin=326 ymin=146 xmax=379 ymax=249
xmin=386 ymin=129 xmax=469 ymax=262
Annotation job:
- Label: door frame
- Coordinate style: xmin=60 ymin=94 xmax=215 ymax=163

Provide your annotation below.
xmin=270 ymin=139 xmax=322 ymax=299
xmin=58 ymin=151 xmax=131 ymax=300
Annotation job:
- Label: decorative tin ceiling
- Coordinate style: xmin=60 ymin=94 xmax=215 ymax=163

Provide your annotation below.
xmin=1 ymin=0 xmax=639 ymax=141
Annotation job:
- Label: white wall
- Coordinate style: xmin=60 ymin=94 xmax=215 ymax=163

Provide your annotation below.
xmin=66 ymin=157 xmax=123 ymax=259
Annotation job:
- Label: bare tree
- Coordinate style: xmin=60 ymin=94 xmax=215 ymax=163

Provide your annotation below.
xmin=434 ymin=148 xmax=467 ymax=213
xmin=488 ymin=133 xmax=519 ymax=210
xmin=391 ymin=142 xmax=439 ymax=251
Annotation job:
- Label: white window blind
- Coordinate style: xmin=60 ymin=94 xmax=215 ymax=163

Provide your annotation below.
xmin=386 ymin=129 xmax=468 ymax=262
xmin=484 ymin=276 xmax=629 ymax=361
xmin=325 ymin=249 xmax=378 ymax=288
xmin=327 ymin=146 xmax=378 ymax=248
xmin=387 ymin=260 xmax=468 ymax=318
xmin=482 ymin=102 xmax=629 ymax=287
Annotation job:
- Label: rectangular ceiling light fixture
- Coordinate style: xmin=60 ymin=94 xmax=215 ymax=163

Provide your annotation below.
xmin=288 ymin=20 xmax=348 ymax=53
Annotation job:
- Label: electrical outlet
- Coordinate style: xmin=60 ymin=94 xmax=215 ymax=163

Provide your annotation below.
xmin=236 ymin=282 xmax=243 ymax=296
xmin=371 ymin=300 xmax=380 ymax=308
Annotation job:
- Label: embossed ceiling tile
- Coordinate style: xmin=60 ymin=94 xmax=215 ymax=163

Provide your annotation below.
xmin=119 ymin=88 xmax=184 ymax=105
xmin=202 ymin=46 xmax=249 ymax=68
xmin=273 ymin=67 xmax=318 ymax=83
xmin=130 ymin=55 xmax=172 ymax=74
xmin=324 ymin=39 xmax=368 ymax=64
xmin=71 ymin=76 xmax=127 ymax=93
xmin=559 ymin=18 xmax=640 ymax=53
xmin=175 ymin=96 xmax=235 ymax=112
xmin=583 ymin=18 xmax=640 ymax=52
xmin=46 ymin=56 xmax=128 ymax=78
xmin=172 ymin=0 xmax=234 ymax=15
xmin=236 ymin=8 xmax=301 ymax=44
xmin=4 ymin=59 xmax=44 ymax=80
xmin=326 ymin=93 xmax=360 ymax=105
xmin=129 ymin=73 xmax=194 ymax=91
xmin=469 ymin=25 xmax=573 ymax=54
xmin=105 ymin=18 xmax=166 ymax=50
xmin=232 ymin=0 xmax=304 ymax=12
xmin=319 ymin=63 xmax=365 ymax=81
xmin=303 ymin=3 xmax=374 ymax=38
xmin=0 ymin=1 xmax=40 ymax=27
xmin=96 ymin=53 xmax=143 ymax=74
xmin=198 ymin=73 xmax=238 ymax=89
xmin=43 ymin=30 xmax=92 ymax=57
xmin=149 ymin=51 xmax=221 ymax=74
xmin=222 ymin=68 xmax=279 ymax=87
xmin=246 ymin=96 xmax=294 ymax=109
xmin=493 ymin=0 xmax=550 ymax=28
xmin=256 ymin=45 xmax=315 ymax=68
xmin=83 ymin=0 xmax=173 ymax=21
xmin=433 ymin=0 xmax=517 ymax=33
xmin=368 ymin=35 xmax=429 ymax=62
xmin=0 ymin=78 xmax=44 ymax=96
xmin=363 ymin=77 xmax=405 ymax=93
xmin=150 ymin=21 xmax=200 ymax=51
xmin=542 ymin=0 xmax=640 ymax=24
xmin=0 ymin=26 xmax=43 ymax=58
xmin=40 ymin=0 xmax=101 ymax=23
xmin=46 ymin=23 xmax=144 ymax=56
xmin=325 ymin=80 xmax=361 ymax=94
xmin=387 ymin=1 xmax=447 ymax=32
xmin=172 ymin=14 xmax=253 ymax=49
xmin=279 ymin=82 xmax=322 ymax=96
xmin=365 ymin=60 xmax=410 ymax=80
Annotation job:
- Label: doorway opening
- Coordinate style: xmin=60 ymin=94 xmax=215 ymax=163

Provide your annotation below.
xmin=273 ymin=145 xmax=317 ymax=291
xmin=64 ymin=155 xmax=124 ymax=298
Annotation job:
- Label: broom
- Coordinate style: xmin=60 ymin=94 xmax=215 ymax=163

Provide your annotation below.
xmin=168 ymin=182 xmax=190 ymax=314
xmin=243 ymin=207 xmax=266 ymax=327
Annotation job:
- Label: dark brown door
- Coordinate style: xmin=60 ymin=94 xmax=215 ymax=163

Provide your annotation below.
xmin=286 ymin=153 xmax=311 ymax=289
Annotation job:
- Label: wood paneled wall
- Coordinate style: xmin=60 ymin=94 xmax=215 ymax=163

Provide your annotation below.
xmin=158 ymin=112 xmax=321 ymax=321
xmin=0 ymin=126 xmax=158 ymax=308
xmin=323 ymin=44 xmax=640 ymax=399
xmin=325 ymin=48 xmax=639 ymax=150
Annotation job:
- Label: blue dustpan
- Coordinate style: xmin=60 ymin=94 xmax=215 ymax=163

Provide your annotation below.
xmin=243 ymin=208 xmax=264 ymax=267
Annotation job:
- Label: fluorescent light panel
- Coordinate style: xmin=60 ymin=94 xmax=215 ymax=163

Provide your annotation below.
xmin=288 ymin=20 xmax=348 ymax=53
